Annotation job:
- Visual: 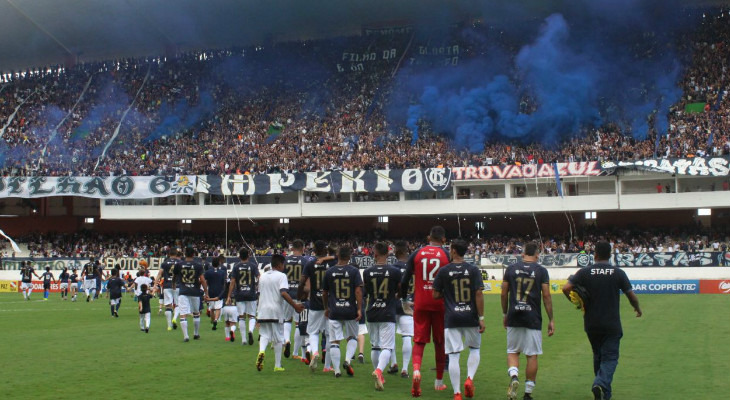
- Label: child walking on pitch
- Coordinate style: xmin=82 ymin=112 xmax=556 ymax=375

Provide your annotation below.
xmin=138 ymin=284 xmax=152 ymax=333
xmin=107 ymin=269 xmax=125 ymax=317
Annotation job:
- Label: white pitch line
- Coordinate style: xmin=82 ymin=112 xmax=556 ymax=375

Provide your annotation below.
xmin=0 ymin=308 xmax=81 ymax=312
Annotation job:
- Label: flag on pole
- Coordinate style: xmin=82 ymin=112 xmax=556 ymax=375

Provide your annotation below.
xmin=553 ymin=163 xmax=564 ymax=198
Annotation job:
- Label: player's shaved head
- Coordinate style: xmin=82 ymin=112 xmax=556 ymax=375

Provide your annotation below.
xmin=239 ymin=248 xmax=249 ymax=260
xmin=292 ymin=239 xmax=305 ymax=250
xmin=271 ymin=254 xmax=286 ymax=269
xmin=314 ymin=240 xmax=328 ymax=256
xmin=451 ymin=239 xmax=468 ymax=257
xmin=185 ymin=247 xmax=195 ymax=258
xmin=338 ymin=244 xmax=353 ymax=261
xmin=429 ymin=225 xmax=446 ymax=242
xmin=595 ymin=241 xmax=612 ymax=261
xmin=374 ymin=242 xmax=389 ymax=257
xmin=524 ymin=241 xmax=540 ymax=257
xmin=395 ymin=241 xmax=409 ymax=258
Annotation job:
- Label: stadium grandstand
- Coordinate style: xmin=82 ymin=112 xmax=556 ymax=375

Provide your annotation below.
xmin=0 ymin=0 xmax=728 ymax=271
xmin=3 ymin=2 xmax=730 ymax=400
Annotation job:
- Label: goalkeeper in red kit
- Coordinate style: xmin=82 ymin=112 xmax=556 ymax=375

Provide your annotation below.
xmin=400 ymin=226 xmax=450 ymax=397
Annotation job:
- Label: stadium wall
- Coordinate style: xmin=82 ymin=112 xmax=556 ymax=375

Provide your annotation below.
xmin=479 ymin=267 xmax=730 ymax=281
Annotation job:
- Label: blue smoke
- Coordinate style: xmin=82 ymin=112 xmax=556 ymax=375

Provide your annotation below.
xmin=393 ymin=0 xmax=698 ymax=152
xmin=145 ymin=91 xmax=215 ymax=142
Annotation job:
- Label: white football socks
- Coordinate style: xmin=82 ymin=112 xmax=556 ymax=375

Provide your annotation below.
xmin=330 ymin=344 xmax=341 ymax=373
xmin=449 ymin=353 xmax=461 ymax=394
xmin=402 ymin=336 xmax=413 ymax=372
xmin=467 ymin=348 xmax=480 ymax=379
xmin=377 ymin=349 xmax=391 ymax=372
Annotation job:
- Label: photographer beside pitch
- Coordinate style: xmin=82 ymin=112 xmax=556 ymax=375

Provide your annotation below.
xmin=562 ymin=241 xmax=642 ymax=400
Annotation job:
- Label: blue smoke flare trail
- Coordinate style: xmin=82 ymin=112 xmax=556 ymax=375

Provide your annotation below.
xmin=394 ymin=0 xmax=696 ymax=151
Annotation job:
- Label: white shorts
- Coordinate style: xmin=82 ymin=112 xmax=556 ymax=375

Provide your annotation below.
xmin=327 ymin=319 xmax=359 ymax=342
xmin=178 ymin=295 xmax=201 ymax=315
xmin=223 ymin=306 xmax=239 ymax=323
xmin=60 ymin=282 xmax=69 ymax=290
xmin=397 ymin=315 xmax=414 ymax=336
xmin=445 ymin=327 xmax=482 ymax=354
xmin=506 ymin=327 xmax=543 ymax=356
xmin=358 ymin=323 xmax=368 ymax=336
xmin=236 ymin=301 xmax=257 ymax=316
xmin=21 ymin=282 xmax=33 ymax=290
xmin=307 ymin=310 xmax=327 ymax=335
xmin=110 ymin=298 xmax=121 ymax=306
xmin=163 ymin=288 xmax=179 ymax=306
xmin=259 ymin=322 xmax=285 ymax=345
xmin=83 ymin=279 xmax=96 ymax=291
xmin=208 ymin=300 xmax=223 ymax=311
xmin=282 ymin=302 xmax=296 ymax=321
xmin=368 ymin=322 xmax=396 ymax=350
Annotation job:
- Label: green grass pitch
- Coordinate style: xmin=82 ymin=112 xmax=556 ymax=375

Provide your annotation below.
xmin=0 ymin=293 xmax=727 ymax=399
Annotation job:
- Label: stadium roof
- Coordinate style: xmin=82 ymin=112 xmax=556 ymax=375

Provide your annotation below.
xmin=0 ymin=0 xmax=726 ymax=73
xmin=0 ymin=0 xmax=488 ymax=73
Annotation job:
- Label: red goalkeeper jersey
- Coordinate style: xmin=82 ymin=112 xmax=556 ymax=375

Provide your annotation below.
xmin=402 ymin=245 xmax=450 ymax=312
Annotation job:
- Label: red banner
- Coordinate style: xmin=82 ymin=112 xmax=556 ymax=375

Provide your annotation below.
xmin=699 ymin=280 xmax=730 ymax=294
xmin=452 ymin=161 xmax=602 ymax=180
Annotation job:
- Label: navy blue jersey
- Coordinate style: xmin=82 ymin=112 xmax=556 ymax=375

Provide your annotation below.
xmin=83 ymin=263 xmax=97 ymax=279
xmin=41 ymin=271 xmax=53 ymax=284
xmin=160 ymin=258 xmax=178 ymax=289
xmin=302 ymin=258 xmax=336 ymax=311
xmin=20 ymin=266 xmax=34 ymax=283
xmin=204 ymin=267 xmax=227 ymax=299
xmin=364 ymin=264 xmax=402 ymax=323
xmin=285 ymin=255 xmax=314 ymax=300
xmin=107 ymin=277 xmax=125 ymax=299
xmin=323 ymin=264 xmax=363 ymax=321
xmin=138 ymin=293 xmax=152 ymax=314
xmin=70 ymin=273 xmax=78 ymax=283
xmin=569 ymin=263 xmax=633 ymax=334
xmin=59 ymin=271 xmax=70 ymax=283
xmin=298 ymin=301 xmax=310 ymax=336
xmin=433 ymin=262 xmax=484 ymax=328
xmin=503 ymin=262 xmax=550 ymax=330
xmin=230 ymin=260 xmax=259 ymax=301
xmin=394 ymin=260 xmax=414 ymax=315
xmin=174 ymin=259 xmax=204 ymax=296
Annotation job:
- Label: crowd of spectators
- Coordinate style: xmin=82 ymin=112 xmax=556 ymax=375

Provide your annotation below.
xmin=1 ymin=11 xmax=730 ymax=177
xmin=8 ymin=224 xmax=728 ymax=261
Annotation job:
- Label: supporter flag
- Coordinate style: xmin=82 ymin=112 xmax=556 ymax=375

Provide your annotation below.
xmin=266 ymin=122 xmax=284 ymax=142
xmin=70 ymin=127 xmax=91 ymax=141
xmin=552 ymin=163 xmax=564 ymax=198
xmin=685 ymin=102 xmax=707 ymax=113
xmin=708 ymin=132 xmax=713 ymax=148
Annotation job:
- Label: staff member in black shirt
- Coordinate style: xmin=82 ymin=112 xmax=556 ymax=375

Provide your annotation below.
xmin=562 ymin=241 xmax=642 ymax=400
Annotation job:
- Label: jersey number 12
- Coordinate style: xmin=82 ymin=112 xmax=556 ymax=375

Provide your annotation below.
xmin=421 ymin=259 xmax=440 ymax=281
